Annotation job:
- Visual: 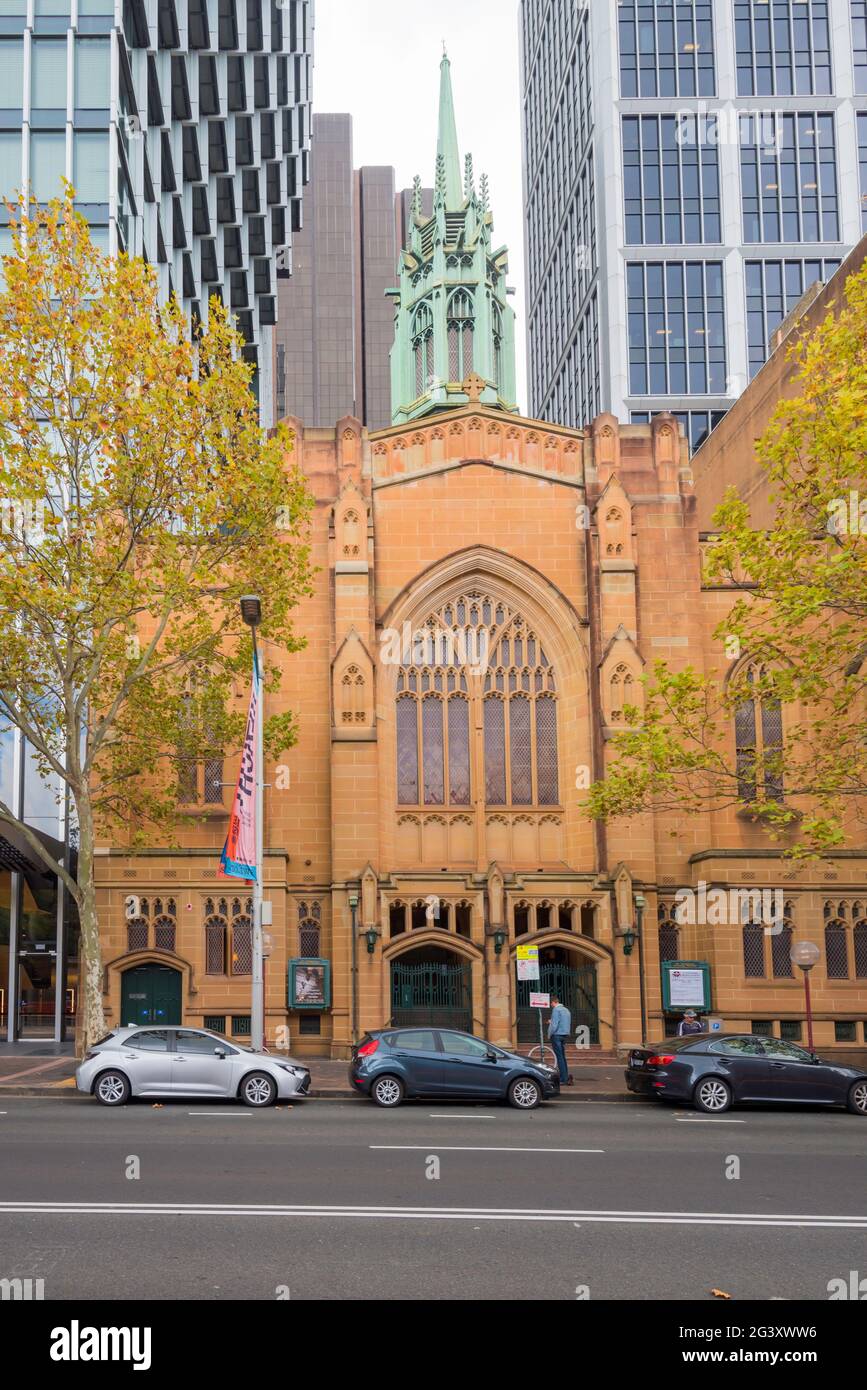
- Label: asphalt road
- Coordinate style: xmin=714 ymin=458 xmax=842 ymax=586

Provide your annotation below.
xmin=1 ymin=1096 xmax=866 ymax=1300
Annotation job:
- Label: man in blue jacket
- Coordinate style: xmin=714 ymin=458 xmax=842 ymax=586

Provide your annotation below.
xmin=547 ymin=994 xmax=574 ymax=1085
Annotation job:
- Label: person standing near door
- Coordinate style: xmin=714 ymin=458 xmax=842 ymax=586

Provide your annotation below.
xmin=548 ymin=994 xmax=573 ymax=1086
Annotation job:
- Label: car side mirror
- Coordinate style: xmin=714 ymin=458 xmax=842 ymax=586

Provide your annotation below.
xmin=214 ymin=1047 xmax=226 ymax=1058
xmin=486 ymin=1050 xmax=498 ymax=1062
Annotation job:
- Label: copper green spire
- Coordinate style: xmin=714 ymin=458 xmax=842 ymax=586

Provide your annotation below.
xmin=436 ymin=50 xmax=463 ymax=210
xmin=387 ymin=52 xmax=518 ymax=426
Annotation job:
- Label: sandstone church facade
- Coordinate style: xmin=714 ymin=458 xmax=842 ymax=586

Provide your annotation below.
xmin=94 ymin=59 xmax=867 ymax=1061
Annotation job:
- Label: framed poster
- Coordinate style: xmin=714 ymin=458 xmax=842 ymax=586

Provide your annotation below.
xmin=288 ymin=958 xmax=331 ymax=1011
xmin=661 ymin=959 xmax=711 ymax=1012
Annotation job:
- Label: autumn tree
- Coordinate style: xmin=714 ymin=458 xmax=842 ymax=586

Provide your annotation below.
xmin=587 ymin=261 xmax=867 ymax=857
xmin=0 ymin=196 xmax=313 ymax=1051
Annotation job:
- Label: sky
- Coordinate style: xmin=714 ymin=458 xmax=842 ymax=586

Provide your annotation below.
xmin=311 ymin=0 xmax=528 ymax=411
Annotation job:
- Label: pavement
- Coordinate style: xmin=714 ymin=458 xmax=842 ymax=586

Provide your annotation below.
xmin=0 ymin=1097 xmax=865 ymax=1299
xmin=0 ymin=1053 xmax=637 ymax=1100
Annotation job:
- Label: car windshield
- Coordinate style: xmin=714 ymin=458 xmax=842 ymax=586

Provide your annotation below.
xmin=197 ymin=1029 xmax=250 ymax=1052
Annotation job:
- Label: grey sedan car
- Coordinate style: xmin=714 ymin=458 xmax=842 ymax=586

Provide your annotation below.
xmin=75 ymin=1026 xmax=311 ymax=1107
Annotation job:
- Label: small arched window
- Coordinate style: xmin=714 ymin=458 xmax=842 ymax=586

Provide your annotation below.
xmin=734 ymin=664 xmax=784 ymax=803
xmin=492 ymin=302 xmax=503 ymax=386
xmin=658 ymin=903 xmax=679 ymax=965
xmin=412 ymin=301 xmax=434 ymax=398
xmin=447 ymin=290 xmax=474 ymax=381
xmin=298 ymin=901 xmax=321 ymax=957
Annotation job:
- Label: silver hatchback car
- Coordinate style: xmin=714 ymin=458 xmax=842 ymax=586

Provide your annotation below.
xmin=76 ymin=1026 xmax=311 ymax=1107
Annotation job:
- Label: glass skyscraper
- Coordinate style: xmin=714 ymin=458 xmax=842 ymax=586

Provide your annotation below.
xmin=0 ymin=0 xmax=313 ymax=1042
xmin=521 ymin=0 xmax=865 ymax=451
xmin=0 ymin=0 xmax=313 ymax=426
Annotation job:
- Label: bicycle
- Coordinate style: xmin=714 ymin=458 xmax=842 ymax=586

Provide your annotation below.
xmin=524 ymin=1041 xmax=557 ymax=1066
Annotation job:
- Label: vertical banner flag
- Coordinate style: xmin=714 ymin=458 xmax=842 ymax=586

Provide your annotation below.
xmin=219 ymin=658 xmax=260 ymax=882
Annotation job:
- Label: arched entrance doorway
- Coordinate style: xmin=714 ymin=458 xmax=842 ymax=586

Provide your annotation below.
xmin=516 ymin=944 xmax=598 ymax=1044
xmin=390 ymin=945 xmax=473 ymax=1034
xmin=120 ymin=963 xmax=182 ymax=1027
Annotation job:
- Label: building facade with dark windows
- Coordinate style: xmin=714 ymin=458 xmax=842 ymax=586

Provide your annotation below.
xmin=1 ymin=724 xmax=78 ymax=1042
xmin=87 ymin=58 xmax=867 ymax=1062
xmin=520 ymin=0 xmax=865 ymax=451
xmin=0 ymin=0 xmax=314 ymax=426
xmin=274 ymin=111 xmax=433 ymax=429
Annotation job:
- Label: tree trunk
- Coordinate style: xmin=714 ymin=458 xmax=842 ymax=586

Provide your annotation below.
xmin=74 ymin=801 xmax=107 ymax=1058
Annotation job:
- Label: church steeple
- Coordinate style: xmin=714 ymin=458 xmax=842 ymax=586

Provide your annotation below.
xmin=436 ymin=50 xmax=463 ymax=211
xmin=387 ymin=52 xmax=518 ymax=426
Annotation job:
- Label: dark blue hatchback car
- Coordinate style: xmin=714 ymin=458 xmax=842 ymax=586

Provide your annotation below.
xmin=350 ymin=1027 xmax=560 ymax=1109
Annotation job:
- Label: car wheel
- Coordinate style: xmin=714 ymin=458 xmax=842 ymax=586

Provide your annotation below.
xmin=693 ymin=1076 xmax=732 ymax=1114
xmin=240 ymin=1072 xmax=277 ymax=1108
xmin=93 ymin=1070 xmax=130 ymax=1107
xmin=847 ymin=1080 xmax=867 ymax=1116
xmin=508 ymin=1076 xmax=542 ymax=1110
xmin=371 ymin=1075 xmax=404 ymax=1108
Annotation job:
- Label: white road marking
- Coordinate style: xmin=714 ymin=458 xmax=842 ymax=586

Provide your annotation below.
xmin=370 ymin=1145 xmax=605 ymax=1154
xmin=0 ymin=1201 xmax=864 ymax=1228
xmin=674 ymin=1118 xmax=745 ymax=1124
xmin=429 ymin=1114 xmax=496 ymax=1119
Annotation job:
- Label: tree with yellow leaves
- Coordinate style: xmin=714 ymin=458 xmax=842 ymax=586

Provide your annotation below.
xmin=587 ymin=262 xmax=867 ymax=858
xmin=0 ymin=196 xmax=313 ymax=1052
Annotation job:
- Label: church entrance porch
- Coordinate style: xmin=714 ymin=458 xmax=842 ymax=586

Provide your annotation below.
xmin=515 ymin=945 xmax=599 ymax=1046
xmin=390 ymin=946 xmax=473 ymax=1034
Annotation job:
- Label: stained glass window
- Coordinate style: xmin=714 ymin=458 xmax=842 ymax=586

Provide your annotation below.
xmin=422 ymin=696 xmax=444 ymax=805
xmin=396 ymin=697 xmax=419 ymax=805
xmin=484 ymin=698 xmax=507 ymax=805
xmin=509 ymin=696 xmax=532 ymax=804
xmin=535 ymin=696 xmax=559 ymax=805
xmin=447 ymin=697 xmax=471 ymax=805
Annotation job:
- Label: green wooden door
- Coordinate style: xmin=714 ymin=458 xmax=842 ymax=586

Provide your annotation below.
xmin=121 ymin=965 xmax=182 ymax=1027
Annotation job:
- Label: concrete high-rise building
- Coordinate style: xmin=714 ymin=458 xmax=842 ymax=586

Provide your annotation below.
xmin=274 ymin=112 xmax=432 ymax=429
xmin=0 ymin=0 xmax=314 ymax=427
xmin=520 ymin=0 xmax=865 ymax=450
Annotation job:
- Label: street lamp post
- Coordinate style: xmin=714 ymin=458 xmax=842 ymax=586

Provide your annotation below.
xmin=790 ymin=940 xmax=821 ymax=1052
xmin=349 ymin=890 xmax=359 ymax=1047
xmin=634 ymin=891 xmax=648 ymax=1045
xmin=240 ymin=595 xmax=265 ymax=1053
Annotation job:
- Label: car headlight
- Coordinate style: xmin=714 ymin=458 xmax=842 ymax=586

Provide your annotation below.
xmin=278 ymin=1064 xmax=301 ymax=1076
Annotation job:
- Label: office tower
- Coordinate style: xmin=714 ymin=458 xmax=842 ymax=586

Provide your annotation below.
xmin=274 ymin=111 xmax=433 ymax=429
xmin=0 ymin=0 xmax=314 ymax=427
xmin=521 ymin=0 xmax=864 ymax=450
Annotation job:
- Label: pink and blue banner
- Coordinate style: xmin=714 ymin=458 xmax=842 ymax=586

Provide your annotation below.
xmin=219 ymin=659 xmax=260 ymax=882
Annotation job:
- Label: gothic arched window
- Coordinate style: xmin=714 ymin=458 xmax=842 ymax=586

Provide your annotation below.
xmin=298 ymin=901 xmax=321 ymax=957
xmin=734 ymin=664 xmax=784 ymax=803
xmin=492 ymin=303 xmax=503 ymax=386
xmin=412 ymin=301 xmax=434 ymax=398
xmin=395 ymin=593 xmax=559 ymax=809
xmin=204 ymin=897 xmax=229 ymax=975
xmin=824 ymin=900 xmax=849 ymax=979
xmin=657 ymin=903 xmax=679 ymax=964
xmin=230 ymin=897 xmax=253 ymax=976
xmin=447 ymin=290 xmax=474 ymax=381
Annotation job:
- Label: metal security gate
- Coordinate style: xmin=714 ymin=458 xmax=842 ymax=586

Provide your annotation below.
xmin=390 ymin=961 xmax=473 ymax=1034
xmin=517 ymin=962 xmax=598 ymax=1044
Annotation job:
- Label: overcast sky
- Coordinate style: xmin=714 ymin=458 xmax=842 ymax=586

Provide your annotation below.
xmin=312 ymin=0 xmax=528 ymax=411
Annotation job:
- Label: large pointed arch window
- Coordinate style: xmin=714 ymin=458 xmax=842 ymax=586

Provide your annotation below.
xmin=447 ymin=290 xmax=474 ymax=381
xmin=395 ymin=593 xmax=560 ymax=810
xmin=412 ymin=300 xmax=434 ymax=399
xmin=734 ymin=663 xmax=784 ymax=803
